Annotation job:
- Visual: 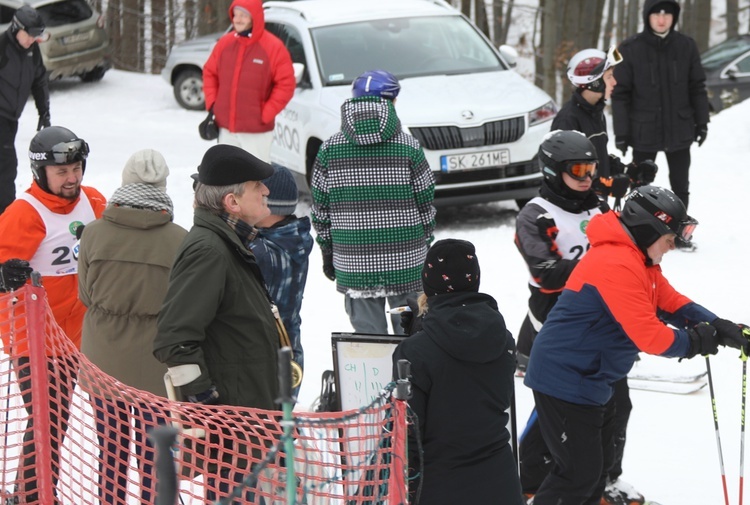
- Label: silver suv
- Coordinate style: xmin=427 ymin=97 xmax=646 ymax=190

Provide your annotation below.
xmin=0 ymin=0 xmax=110 ymax=81
xmin=162 ymin=0 xmax=557 ymax=207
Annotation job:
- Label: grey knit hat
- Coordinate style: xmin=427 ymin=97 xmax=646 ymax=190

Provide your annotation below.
xmin=121 ymin=149 xmax=169 ymax=191
xmin=264 ymin=164 xmax=298 ymax=216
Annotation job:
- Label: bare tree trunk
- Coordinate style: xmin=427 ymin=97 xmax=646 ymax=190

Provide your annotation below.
xmin=726 ymin=0 xmax=739 ymax=39
xmin=682 ymin=0 xmax=694 ymax=38
xmin=501 ymin=0 xmax=515 ymax=45
xmin=627 ymin=0 xmax=639 ymax=37
xmin=120 ymin=0 xmax=140 ymax=71
xmin=616 ymin=0 xmax=626 ymax=44
xmin=539 ymin=0 xmax=562 ymax=101
xmin=152 ymin=0 xmax=166 ymax=74
xmin=691 ymin=0 xmax=711 ymax=52
xmin=603 ymin=0 xmax=616 ymax=48
xmin=474 ymin=0 xmax=490 ymax=38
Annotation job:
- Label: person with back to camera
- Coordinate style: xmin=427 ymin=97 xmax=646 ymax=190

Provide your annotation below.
xmin=78 ymin=149 xmax=187 ymax=504
xmin=553 ymin=46 xmax=658 ymax=203
xmin=311 ymin=69 xmax=436 ymax=335
xmin=0 ymin=4 xmax=51 ymax=215
xmin=392 ymin=238 xmax=523 ymax=505
xmin=524 ymin=185 xmax=750 ymax=505
xmin=0 ymin=125 xmax=106 ymax=503
xmin=612 ymin=0 xmax=709 ymax=251
xmin=250 ymin=164 xmax=313 ymax=398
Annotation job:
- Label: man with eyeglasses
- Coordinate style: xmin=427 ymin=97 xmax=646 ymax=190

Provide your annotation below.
xmin=0 ymin=125 xmax=106 ymax=503
xmin=0 ymin=4 xmax=52 ymax=215
xmin=523 ymin=185 xmax=749 ymax=505
xmin=612 ymin=0 xmax=709 ymax=251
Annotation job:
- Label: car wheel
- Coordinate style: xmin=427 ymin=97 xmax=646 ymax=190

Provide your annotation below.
xmin=80 ymin=66 xmax=107 ymax=82
xmin=174 ymin=69 xmax=205 ymax=111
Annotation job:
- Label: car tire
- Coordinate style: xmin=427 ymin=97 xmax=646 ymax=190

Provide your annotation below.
xmin=173 ymin=69 xmax=205 ymax=111
xmin=80 ymin=66 xmax=107 ymax=82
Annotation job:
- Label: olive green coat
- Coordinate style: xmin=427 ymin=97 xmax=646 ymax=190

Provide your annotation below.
xmin=79 ymin=206 xmax=187 ymax=396
xmin=153 ymin=208 xmax=279 ymax=409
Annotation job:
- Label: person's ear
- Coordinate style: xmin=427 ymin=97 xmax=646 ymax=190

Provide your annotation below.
xmin=222 ymin=192 xmax=240 ymax=214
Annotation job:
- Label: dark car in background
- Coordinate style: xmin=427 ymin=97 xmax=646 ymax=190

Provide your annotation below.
xmin=701 ymin=34 xmax=750 ymax=113
xmin=0 ymin=0 xmax=110 ymax=81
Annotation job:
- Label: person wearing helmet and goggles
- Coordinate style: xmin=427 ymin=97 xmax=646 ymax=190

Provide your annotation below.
xmin=552 ymin=46 xmax=657 ymax=206
xmin=524 ymin=185 xmax=749 ymax=505
xmin=0 ymin=5 xmax=52 ymax=216
xmin=515 ymin=129 xmax=612 ymax=503
xmin=0 ymin=125 xmax=106 ymax=503
xmin=311 ymin=69 xmax=436 ymax=335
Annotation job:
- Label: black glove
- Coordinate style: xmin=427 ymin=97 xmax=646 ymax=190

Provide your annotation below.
xmin=322 ymin=252 xmax=335 ymax=281
xmin=0 ymin=259 xmax=33 ymax=292
xmin=37 ymin=111 xmax=50 ymax=131
xmin=615 ymin=135 xmax=630 ymax=156
xmin=695 ymin=124 xmax=708 ymax=147
xmin=186 ymin=385 xmax=220 ymax=405
xmin=686 ymin=323 xmax=720 ymax=359
xmin=609 ymin=173 xmax=630 ymax=199
xmin=711 ymin=318 xmax=750 ymax=352
xmin=399 ymin=297 xmax=423 ymax=335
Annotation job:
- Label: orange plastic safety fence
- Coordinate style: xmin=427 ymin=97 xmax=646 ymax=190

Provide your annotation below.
xmin=0 ymin=287 xmax=408 ymax=505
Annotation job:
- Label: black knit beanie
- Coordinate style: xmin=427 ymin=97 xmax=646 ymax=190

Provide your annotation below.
xmin=649 ymin=1 xmax=677 ymax=16
xmin=422 ymin=239 xmax=481 ymax=297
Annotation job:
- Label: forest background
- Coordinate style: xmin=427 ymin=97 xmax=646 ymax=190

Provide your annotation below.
xmin=90 ymin=0 xmax=750 ymax=105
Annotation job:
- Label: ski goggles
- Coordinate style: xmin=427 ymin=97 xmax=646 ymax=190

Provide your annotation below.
xmin=30 ymin=139 xmax=89 ymax=165
xmin=675 ymin=216 xmax=698 ymax=243
xmin=591 ymin=46 xmax=623 ymax=76
xmin=564 ymin=161 xmax=598 ymax=181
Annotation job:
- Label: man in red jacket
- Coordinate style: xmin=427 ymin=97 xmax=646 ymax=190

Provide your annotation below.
xmin=203 ymin=0 xmax=295 ymax=163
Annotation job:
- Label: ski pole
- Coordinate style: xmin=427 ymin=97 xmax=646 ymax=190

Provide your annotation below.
xmin=706 ymin=356 xmax=730 ymax=505
xmin=740 ymin=329 xmax=750 ymax=505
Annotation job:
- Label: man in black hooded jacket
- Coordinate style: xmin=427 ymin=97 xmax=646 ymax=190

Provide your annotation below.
xmin=0 ymin=5 xmax=50 ymax=215
xmin=612 ymin=0 xmax=708 ymax=218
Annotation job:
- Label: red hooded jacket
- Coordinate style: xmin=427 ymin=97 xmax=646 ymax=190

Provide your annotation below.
xmin=203 ymin=0 xmax=295 ymax=133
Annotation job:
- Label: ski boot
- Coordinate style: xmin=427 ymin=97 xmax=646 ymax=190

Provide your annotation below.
xmin=601 ymin=477 xmax=645 ymax=505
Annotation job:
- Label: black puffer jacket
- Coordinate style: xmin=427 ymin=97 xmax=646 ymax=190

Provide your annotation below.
xmin=392 ymin=291 xmax=522 ymax=505
xmin=551 ymin=90 xmax=612 ymax=177
xmin=0 ymin=28 xmax=49 ymax=121
xmin=611 ymin=0 xmax=709 ymax=153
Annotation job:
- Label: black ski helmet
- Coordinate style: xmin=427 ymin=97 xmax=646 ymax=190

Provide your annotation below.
xmin=620 ymin=185 xmax=698 ymax=250
xmin=11 ymin=5 xmax=45 ymax=38
xmin=538 ymin=130 xmax=598 ymax=187
xmin=29 ymin=126 xmax=89 ymax=193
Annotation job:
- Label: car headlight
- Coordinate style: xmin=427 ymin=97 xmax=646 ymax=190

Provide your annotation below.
xmin=529 ymin=100 xmax=558 ymax=126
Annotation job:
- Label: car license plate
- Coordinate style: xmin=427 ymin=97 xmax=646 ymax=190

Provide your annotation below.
xmin=440 ymin=149 xmax=510 ymax=172
xmin=61 ymin=32 xmax=92 ymax=45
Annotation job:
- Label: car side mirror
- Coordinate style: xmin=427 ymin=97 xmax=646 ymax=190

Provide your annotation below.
xmin=499 ymin=44 xmax=518 ymax=69
xmin=293 ymin=62 xmax=312 ymax=89
xmin=723 ymin=64 xmax=738 ymax=80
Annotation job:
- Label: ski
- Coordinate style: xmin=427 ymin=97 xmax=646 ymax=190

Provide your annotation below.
xmin=628 ymin=378 xmax=707 ymax=395
xmin=627 ymin=370 xmax=707 ymax=383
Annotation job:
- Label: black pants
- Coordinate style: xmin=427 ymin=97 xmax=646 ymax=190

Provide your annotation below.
xmin=633 ymin=148 xmax=691 ymax=209
xmin=94 ymin=398 xmax=164 ymax=504
xmin=15 ymin=356 xmax=76 ymax=504
xmin=520 ymin=378 xmax=631 ymax=494
xmin=0 ymin=116 xmax=19 ymax=215
xmin=531 ymin=391 xmax=616 ymax=505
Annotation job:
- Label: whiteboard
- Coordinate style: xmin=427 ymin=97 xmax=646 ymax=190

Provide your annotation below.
xmin=331 ymin=333 xmax=406 ymax=411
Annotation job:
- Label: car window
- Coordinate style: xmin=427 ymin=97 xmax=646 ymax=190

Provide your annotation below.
xmin=36 ymin=0 xmax=93 ymax=27
xmin=311 ymin=15 xmax=504 ymax=86
xmin=736 ymin=54 xmax=750 ymax=74
xmin=702 ymin=37 xmax=750 ymax=71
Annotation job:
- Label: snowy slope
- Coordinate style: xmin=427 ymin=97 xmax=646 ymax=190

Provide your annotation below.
xmin=13 ymin=70 xmax=750 ymax=503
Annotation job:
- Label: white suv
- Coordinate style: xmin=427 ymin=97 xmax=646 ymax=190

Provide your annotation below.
xmin=162 ymin=0 xmax=557 ymax=207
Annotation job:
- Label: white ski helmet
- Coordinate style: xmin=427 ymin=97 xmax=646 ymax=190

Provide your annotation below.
xmin=566 ymin=46 xmax=622 ymax=93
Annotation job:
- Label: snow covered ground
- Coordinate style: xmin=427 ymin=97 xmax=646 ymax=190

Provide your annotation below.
xmin=12 ymin=69 xmax=750 ymax=503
